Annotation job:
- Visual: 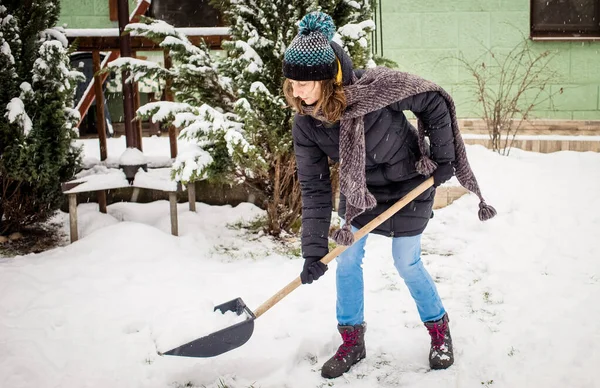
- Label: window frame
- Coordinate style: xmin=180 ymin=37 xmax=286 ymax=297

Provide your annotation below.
xmin=530 ymin=0 xmax=600 ymax=41
xmin=147 ymin=0 xmax=223 ymax=28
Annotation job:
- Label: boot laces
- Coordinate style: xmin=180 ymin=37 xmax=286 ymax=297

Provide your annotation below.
xmin=335 ymin=329 xmax=359 ymax=360
xmin=427 ymin=321 xmax=448 ymax=350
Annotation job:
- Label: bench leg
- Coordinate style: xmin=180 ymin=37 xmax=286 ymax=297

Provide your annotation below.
xmin=169 ymin=192 xmax=178 ymax=236
xmin=98 ymin=190 xmax=107 ymax=214
xmin=131 ymin=187 xmax=141 ymax=202
xmin=188 ymin=182 xmax=196 ymax=212
xmin=68 ymin=194 xmax=78 ymax=243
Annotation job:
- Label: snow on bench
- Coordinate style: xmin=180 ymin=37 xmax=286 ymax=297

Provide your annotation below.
xmin=133 ymin=167 xmax=179 ymax=192
xmin=62 ymin=166 xmax=130 ymax=194
xmin=62 ymin=166 xmax=196 ymax=243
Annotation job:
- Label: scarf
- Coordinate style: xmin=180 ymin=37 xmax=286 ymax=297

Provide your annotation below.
xmin=304 ymin=67 xmax=496 ymax=245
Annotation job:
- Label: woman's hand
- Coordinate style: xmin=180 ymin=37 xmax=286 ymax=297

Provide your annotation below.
xmin=432 ymin=162 xmax=454 ymax=187
xmin=300 ymin=258 xmax=328 ymax=284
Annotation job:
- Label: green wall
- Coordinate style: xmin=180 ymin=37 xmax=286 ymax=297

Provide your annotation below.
xmin=58 ymin=0 xmax=600 ymax=120
xmin=381 ymin=0 xmax=600 ymax=119
xmin=57 ymin=0 xmax=139 ymax=29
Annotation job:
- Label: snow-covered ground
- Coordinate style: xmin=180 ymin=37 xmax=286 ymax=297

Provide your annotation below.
xmin=1 ymin=138 xmax=599 ymax=388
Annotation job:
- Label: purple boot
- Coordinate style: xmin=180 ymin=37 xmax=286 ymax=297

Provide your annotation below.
xmin=424 ymin=313 xmax=454 ymax=369
xmin=321 ymin=323 xmax=366 ymax=378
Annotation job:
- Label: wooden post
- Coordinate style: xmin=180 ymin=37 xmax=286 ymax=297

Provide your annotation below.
xmin=132 ymin=50 xmax=143 ymax=151
xmin=169 ymin=192 xmax=178 ymax=236
xmin=97 ymin=190 xmax=107 ymax=214
xmin=187 ymin=182 xmax=196 ymax=212
xmin=163 ymin=50 xmax=178 ymax=158
xmin=116 ymin=0 xmax=138 ymax=150
xmin=92 ymin=50 xmax=108 ymax=161
xmin=68 ymin=194 xmax=78 ymax=243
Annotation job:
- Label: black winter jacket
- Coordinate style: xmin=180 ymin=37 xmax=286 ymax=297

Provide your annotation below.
xmin=292 ymin=49 xmax=455 ymax=261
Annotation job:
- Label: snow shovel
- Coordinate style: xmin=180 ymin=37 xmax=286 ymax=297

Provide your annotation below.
xmin=161 ymin=177 xmax=434 ymax=358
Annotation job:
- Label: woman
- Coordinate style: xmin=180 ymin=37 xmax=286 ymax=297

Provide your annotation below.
xmin=282 ymin=12 xmax=495 ymax=379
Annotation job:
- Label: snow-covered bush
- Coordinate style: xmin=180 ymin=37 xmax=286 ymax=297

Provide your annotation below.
xmin=110 ymin=1 xmax=382 ymax=236
xmin=0 ymin=1 xmax=83 ymax=234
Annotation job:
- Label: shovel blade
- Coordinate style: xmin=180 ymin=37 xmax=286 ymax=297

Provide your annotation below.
xmin=161 ymin=298 xmax=256 ymax=358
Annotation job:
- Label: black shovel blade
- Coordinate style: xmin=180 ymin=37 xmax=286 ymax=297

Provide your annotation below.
xmin=161 ymin=297 xmax=256 ymax=358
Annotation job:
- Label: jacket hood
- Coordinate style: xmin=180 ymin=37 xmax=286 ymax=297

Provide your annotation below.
xmin=330 ymin=41 xmax=355 ymax=86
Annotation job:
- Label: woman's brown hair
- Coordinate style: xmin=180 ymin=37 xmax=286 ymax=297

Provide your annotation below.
xmin=283 ymin=78 xmax=346 ymax=123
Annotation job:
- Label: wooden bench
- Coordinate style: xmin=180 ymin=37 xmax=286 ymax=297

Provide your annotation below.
xmin=62 ymin=167 xmax=196 ymax=243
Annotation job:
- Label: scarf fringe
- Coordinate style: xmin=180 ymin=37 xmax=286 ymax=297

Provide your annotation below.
xmin=416 ymin=156 xmax=437 ymax=176
xmin=333 ymin=224 xmax=355 ymax=246
xmin=478 ymin=201 xmax=497 ymax=221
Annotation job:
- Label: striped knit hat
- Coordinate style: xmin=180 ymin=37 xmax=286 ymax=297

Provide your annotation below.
xmin=283 ymin=12 xmax=338 ymax=81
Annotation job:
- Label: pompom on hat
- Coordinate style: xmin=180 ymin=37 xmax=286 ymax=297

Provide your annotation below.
xmin=283 ymin=12 xmax=339 ymax=81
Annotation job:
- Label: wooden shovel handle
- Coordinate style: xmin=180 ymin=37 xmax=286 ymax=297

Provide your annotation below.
xmin=253 ymin=177 xmax=434 ymax=319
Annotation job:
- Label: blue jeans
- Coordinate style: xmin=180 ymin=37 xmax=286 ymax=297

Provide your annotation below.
xmin=336 ymin=225 xmax=446 ymax=325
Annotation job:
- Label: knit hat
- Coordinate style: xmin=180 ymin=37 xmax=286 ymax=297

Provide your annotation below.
xmin=283 ymin=12 xmax=338 ymax=81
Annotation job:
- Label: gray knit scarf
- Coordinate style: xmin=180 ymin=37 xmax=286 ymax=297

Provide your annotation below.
xmin=304 ymin=66 xmax=496 ymax=246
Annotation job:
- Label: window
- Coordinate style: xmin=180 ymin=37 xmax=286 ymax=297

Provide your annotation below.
xmin=531 ymin=0 xmax=600 ymax=39
xmin=149 ymin=0 xmax=222 ymax=28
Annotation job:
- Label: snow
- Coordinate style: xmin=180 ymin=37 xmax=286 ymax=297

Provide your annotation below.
xmin=63 ymin=165 xmax=130 ymax=194
xmin=161 ymin=35 xmax=202 ymax=55
xmin=234 ymin=40 xmax=263 ymax=68
xmin=249 ymin=81 xmax=270 ymax=94
xmin=246 ymin=61 xmax=261 ymax=73
xmin=171 ymin=146 xmax=213 ymax=184
xmin=177 ymin=104 xmax=250 ymax=156
xmin=138 ymin=101 xmax=193 ymax=123
xmin=1 ymin=40 xmax=14 ymax=64
xmin=119 ymin=147 xmax=147 ymax=166
xmin=105 ymin=117 xmax=114 ymax=135
xmin=1 ymin=142 xmax=600 ymax=387
xmin=41 ymin=27 xmax=69 ymax=48
xmin=137 ymin=102 xmax=250 ymax=169
xmin=63 ymin=27 xmax=230 ymax=38
xmin=33 ymin=41 xmax=73 ymax=90
xmin=107 ymin=57 xmax=166 ymax=84
xmin=63 ymin=165 xmax=179 ymax=194
xmin=344 ymin=0 xmax=362 ymax=9
xmin=19 ymin=82 xmax=32 ymax=94
xmin=108 ymin=57 xmax=162 ymax=70
xmin=338 ymin=20 xmax=377 ymax=41
xmin=65 ymin=108 xmax=81 ymax=124
xmin=176 ymin=27 xmax=231 ymax=36
xmin=74 ymin=136 xmax=175 ymax=169
xmin=5 ymin=97 xmax=32 ymax=135
xmin=133 ymin=168 xmax=179 ymax=192
xmin=1 ymin=13 xmax=13 ymax=27
xmin=332 ymin=34 xmax=344 ymax=48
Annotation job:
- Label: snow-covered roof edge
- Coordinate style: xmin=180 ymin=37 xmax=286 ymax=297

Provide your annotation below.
xmin=64 ymin=27 xmax=230 ymax=38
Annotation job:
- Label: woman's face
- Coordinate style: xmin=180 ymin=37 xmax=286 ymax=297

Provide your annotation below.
xmin=289 ymin=80 xmax=322 ymax=105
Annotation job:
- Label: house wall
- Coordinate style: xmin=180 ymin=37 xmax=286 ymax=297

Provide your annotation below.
xmin=380 ymin=0 xmax=600 ymax=120
xmin=58 ymin=0 xmax=157 ymax=127
xmin=57 ymin=0 xmax=138 ymax=29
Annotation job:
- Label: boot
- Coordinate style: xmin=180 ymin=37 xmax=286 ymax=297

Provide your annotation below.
xmin=321 ymin=323 xmax=366 ymax=379
xmin=424 ymin=313 xmax=454 ymax=369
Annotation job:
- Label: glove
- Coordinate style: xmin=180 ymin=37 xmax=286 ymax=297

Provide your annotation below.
xmin=300 ymin=257 xmax=328 ymax=284
xmin=432 ymin=162 xmax=454 ymax=187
